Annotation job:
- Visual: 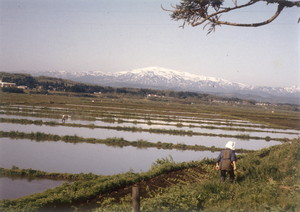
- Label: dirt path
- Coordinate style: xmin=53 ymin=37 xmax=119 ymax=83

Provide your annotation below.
xmin=75 ymin=166 xmax=208 ymax=211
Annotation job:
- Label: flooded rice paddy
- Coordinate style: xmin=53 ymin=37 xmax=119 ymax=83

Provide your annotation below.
xmin=0 ymin=138 xmax=217 ymax=175
xmin=0 ymin=122 xmax=282 ymax=150
xmin=0 ymin=104 xmax=299 ymax=199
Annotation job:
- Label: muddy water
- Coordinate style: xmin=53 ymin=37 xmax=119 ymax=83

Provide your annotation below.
xmin=0 ymin=138 xmax=217 ymax=175
xmin=0 ymin=122 xmax=282 ymax=150
xmin=0 ymin=177 xmax=64 ymax=200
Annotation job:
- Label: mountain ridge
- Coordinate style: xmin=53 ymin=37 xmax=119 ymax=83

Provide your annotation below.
xmin=34 ymin=67 xmax=299 ymax=104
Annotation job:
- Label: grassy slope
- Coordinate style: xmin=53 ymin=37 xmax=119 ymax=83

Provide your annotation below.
xmin=91 ymin=138 xmax=300 ymax=212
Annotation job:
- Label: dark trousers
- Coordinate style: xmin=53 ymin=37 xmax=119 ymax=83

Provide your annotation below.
xmin=220 ymin=170 xmax=235 ymax=182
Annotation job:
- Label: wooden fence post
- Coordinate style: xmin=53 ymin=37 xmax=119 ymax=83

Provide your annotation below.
xmin=132 ymin=184 xmax=140 ymax=212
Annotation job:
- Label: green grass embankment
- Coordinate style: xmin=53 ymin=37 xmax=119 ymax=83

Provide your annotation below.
xmin=0 ymin=160 xmax=203 ymax=212
xmin=0 ymin=167 xmax=101 ymax=181
xmin=138 ymin=138 xmax=300 ymax=212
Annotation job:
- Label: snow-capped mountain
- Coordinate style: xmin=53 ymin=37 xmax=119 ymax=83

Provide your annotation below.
xmin=114 ymin=67 xmax=250 ymax=89
xmin=36 ymin=67 xmax=299 ymax=104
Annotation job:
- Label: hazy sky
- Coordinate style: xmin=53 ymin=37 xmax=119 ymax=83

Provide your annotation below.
xmin=0 ymin=0 xmax=299 ymax=87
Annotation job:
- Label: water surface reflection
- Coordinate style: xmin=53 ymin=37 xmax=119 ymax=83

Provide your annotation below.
xmin=0 ymin=138 xmax=217 ymax=175
xmin=1 ymin=114 xmax=298 ymax=139
xmin=0 ymin=123 xmax=282 ymax=150
xmin=0 ymin=177 xmax=64 ymax=200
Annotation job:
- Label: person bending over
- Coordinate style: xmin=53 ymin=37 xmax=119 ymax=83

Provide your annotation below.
xmin=215 ymin=141 xmax=237 ymax=182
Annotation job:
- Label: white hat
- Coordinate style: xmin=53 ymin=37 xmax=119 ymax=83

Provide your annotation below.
xmin=225 ymin=141 xmax=235 ymax=150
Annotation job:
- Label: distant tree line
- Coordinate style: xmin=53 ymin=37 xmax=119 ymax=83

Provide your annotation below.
xmin=2 ymin=87 xmax=25 ymax=93
xmin=1 ymin=72 xmax=252 ymax=104
xmin=1 ymin=73 xmax=38 ymax=89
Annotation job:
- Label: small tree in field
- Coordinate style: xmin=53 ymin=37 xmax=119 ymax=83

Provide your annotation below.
xmin=163 ymin=0 xmax=300 ymax=33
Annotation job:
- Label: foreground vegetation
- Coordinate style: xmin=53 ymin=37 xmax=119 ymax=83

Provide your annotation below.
xmin=0 ymin=138 xmax=299 ymax=211
xmin=136 ymin=138 xmax=300 ymax=212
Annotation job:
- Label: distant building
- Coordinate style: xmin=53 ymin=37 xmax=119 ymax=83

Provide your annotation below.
xmin=0 ymin=80 xmax=16 ymax=88
xmin=147 ymin=94 xmax=164 ymax=98
xmin=17 ymin=85 xmax=28 ymax=90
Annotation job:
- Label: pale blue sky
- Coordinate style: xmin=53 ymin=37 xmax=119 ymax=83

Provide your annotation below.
xmin=0 ymin=0 xmax=299 ymax=87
